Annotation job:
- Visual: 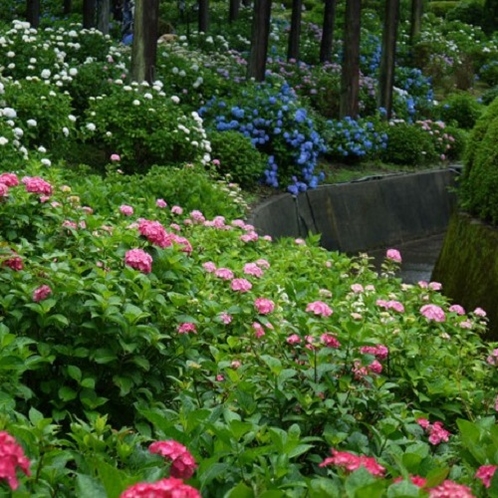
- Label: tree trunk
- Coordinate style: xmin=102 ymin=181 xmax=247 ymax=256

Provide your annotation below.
xmin=410 ymin=0 xmax=423 ymax=45
xmin=97 ymin=0 xmax=110 ymax=34
xmin=131 ymin=0 xmax=159 ymax=83
xmin=247 ymin=0 xmax=271 ymax=81
xmin=320 ymin=0 xmax=337 ymax=63
xmin=199 ymin=0 xmax=209 ymax=32
xmin=26 ymin=0 xmax=40 ymax=28
xmin=379 ymin=0 xmax=400 ymax=119
xmin=340 ymin=0 xmax=361 ymax=118
xmin=287 ymin=0 xmax=302 ymax=61
xmin=83 ymin=0 xmax=96 ymax=28
xmin=242 ymin=0 xmax=251 ymax=5
xmin=63 ymin=0 xmax=72 ymax=15
xmin=229 ymin=0 xmax=240 ymax=22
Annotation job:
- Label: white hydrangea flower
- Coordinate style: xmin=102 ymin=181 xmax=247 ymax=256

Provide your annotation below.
xmin=86 ymin=123 xmax=96 ymax=131
xmin=171 ymin=96 xmax=180 ymax=104
xmin=69 ymin=67 xmax=78 ymax=76
xmin=144 ymin=93 xmax=153 ymax=99
xmin=37 ymin=145 xmax=47 ymax=153
xmin=62 ymin=127 xmax=69 ymax=136
xmin=41 ymin=158 xmax=51 ymax=166
xmin=6 ymin=51 xmax=15 ymax=58
xmin=68 ymin=114 xmax=76 ymax=122
xmin=2 ymin=107 xmax=17 ymax=118
xmin=132 ymin=100 xmax=140 ymax=106
xmin=13 ymin=128 xmax=23 ymax=138
xmin=0 ymin=137 xmax=8 ymax=146
xmin=41 ymin=69 xmax=51 ymax=79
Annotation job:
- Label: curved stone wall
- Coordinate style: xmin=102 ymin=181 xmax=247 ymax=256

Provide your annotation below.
xmin=249 ymin=168 xmax=459 ymax=253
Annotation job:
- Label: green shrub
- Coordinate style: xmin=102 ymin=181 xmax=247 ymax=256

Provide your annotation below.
xmin=480 ymin=85 xmax=498 ymax=105
xmin=428 ymin=1 xmax=459 ymax=17
xmin=208 ymin=130 xmax=267 ymax=187
xmin=444 ymin=125 xmax=468 ymax=160
xmin=445 ymin=1 xmax=485 ymax=26
xmin=381 ymin=122 xmax=438 ymax=166
xmin=439 ymin=93 xmax=483 ymax=130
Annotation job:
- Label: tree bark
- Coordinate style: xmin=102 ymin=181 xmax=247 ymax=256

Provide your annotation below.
xmin=410 ymin=0 xmax=423 ymax=45
xmin=199 ymin=0 xmax=209 ymax=32
xmin=340 ymin=0 xmax=361 ymax=118
xmin=242 ymin=0 xmax=251 ymax=5
xmin=320 ymin=0 xmax=337 ymax=63
xmin=131 ymin=0 xmax=160 ymax=83
xmin=97 ymin=0 xmax=110 ymax=34
xmin=26 ymin=0 xmax=40 ymax=28
xmin=63 ymin=0 xmax=72 ymax=15
xmin=229 ymin=0 xmax=240 ymax=22
xmin=247 ymin=0 xmax=272 ymax=81
xmin=83 ymin=0 xmax=96 ymax=28
xmin=379 ymin=0 xmax=400 ymax=119
xmin=287 ymin=0 xmax=302 ymax=61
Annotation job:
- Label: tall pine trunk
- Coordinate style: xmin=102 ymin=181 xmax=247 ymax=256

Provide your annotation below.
xmin=229 ymin=0 xmax=240 ymax=22
xmin=340 ymin=0 xmax=360 ymax=118
xmin=247 ymin=0 xmax=272 ymax=81
xmin=26 ymin=0 xmax=40 ymax=28
xmin=320 ymin=0 xmax=337 ymax=63
xmin=131 ymin=0 xmax=159 ymax=83
xmin=287 ymin=0 xmax=302 ymax=61
xmin=199 ymin=0 xmax=209 ymax=32
xmin=379 ymin=0 xmax=400 ymax=119
xmin=97 ymin=0 xmax=110 ymax=34
xmin=83 ymin=0 xmax=96 ymax=28
xmin=410 ymin=0 xmax=423 ymax=45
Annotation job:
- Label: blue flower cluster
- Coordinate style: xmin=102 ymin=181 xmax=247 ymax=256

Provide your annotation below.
xmin=199 ymin=82 xmax=326 ymax=192
xmin=394 ymin=67 xmax=435 ymax=121
xmin=360 ymin=33 xmax=382 ymax=76
xmin=324 ymin=117 xmax=388 ymax=161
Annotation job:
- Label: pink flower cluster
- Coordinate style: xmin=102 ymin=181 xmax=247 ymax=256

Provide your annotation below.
xmin=138 ymin=219 xmax=172 ymax=248
xmin=2 ymin=253 xmax=23 ymax=271
xmin=120 ymin=477 xmax=200 ymax=498
xmin=428 ymin=480 xmax=474 ymax=497
xmin=306 ymin=301 xmax=333 ymax=317
xmin=449 ymin=304 xmax=465 ymax=315
xmin=243 ymin=263 xmax=263 ymax=278
xmin=177 ymin=322 xmax=197 ymax=334
xmin=417 ymin=419 xmax=450 ymax=445
xmin=124 ymin=249 xmax=153 ymax=274
xmin=0 ymin=431 xmax=31 ymax=490
xmin=393 ymin=475 xmax=427 ymax=488
xmin=0 ymin=173 xmax=19 ymax=187
xmin=420 ymin=304 xmax=446 ymax=322
xmin=320 ymin=333 xmax=341 ymax=348
xmin=386 ymin=248 xmax=402 ymax=263
xmin=353 ymin=359 xmax=383 ymax=379
xmin=33 ymin=285 xmax=52 ymax=302
xmin=487 ymin=348 xmax=498 ymax=366
xmin=214 ymin=268 xmax=234 ymax=280
xmin=475 ymin=464 xmax=498 ymax=488
xmin=149 ymin=440 xmax=197 ymax=479
xmin=319 ymin=449 xmax=385 ymax=477
xmin=254 ymin=297 xmax=274 ymax=315
xmin=22 ymin=176 xmax=53 ymax=196
xmin=231 ymin=278 xmax=252 ymax=292
xmin=359 ymin=344 xmax=389 ymax=361
xmin=376 ymin=299 xmax=405 ymax=313
xmin=119 ymin=205 xmax=134 ymax=216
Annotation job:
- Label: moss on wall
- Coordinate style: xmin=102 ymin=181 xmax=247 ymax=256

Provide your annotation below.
xmin=432 ymin=212 xmax=498 ymax=339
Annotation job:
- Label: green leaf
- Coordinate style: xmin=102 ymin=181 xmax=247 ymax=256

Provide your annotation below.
xmin=67 ymin=365 xmax=82 ymax=383
xmin=58 ymin=386 xmax=78 ymax=402
xmin=167 ymin=292 xmax=190 ymax=307
xmin=81 ymin=377 xmax=96 ymax=389
xmin=387 ymin=480 xmax=422 ymax=498
xmin=288 ymin=444 xmax=314 ymax=459
xmin=75 ymin=474 xmax=107 ymax=498
xmin=199 ymin=462 xmax=230 ymax=487
xmin=113 ymin=375 xmax=134 ymax=396
xmin=28 ymin=407 xmax=44 ymax=426
xmin=95 ymin=459 xmax=124 ymax=498
xmin=93 ymin=348 xmax=117 ymax=364
xmin=424 ymin=467 xmax=449 ymax=489
xmin=224 ymin=481 xmax=254 ymax=498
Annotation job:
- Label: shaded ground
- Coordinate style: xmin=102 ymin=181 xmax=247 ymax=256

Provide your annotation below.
xmin=365 ymin=232 xmax=446 ymax=284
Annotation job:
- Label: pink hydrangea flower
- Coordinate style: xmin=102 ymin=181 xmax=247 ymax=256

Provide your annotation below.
xmin=202 ymin=261 xmax=217 ymax=273
xmin=0 ymin=431 xmax=31 ymax=490
xmin=320 ymin=333 xmax=341 ymax=348
xmin=214 ymin=268 xmax=233 ymax=280
xmin=230 ymin=360 xmax=241 ymax=369
xmin=240 ymin=231 xmax=259 ymax=243
xmin=306 ymin=301 xmax=333 ymax=317
xmin=156 ymin=198 xmax=167 ymax=208
xmin=474 ymin=307 xmax=487 ymax=317
xmin=368 ymin=360 xmax=383 ymax=374
xmin=350 ymin=283 xmax=364 ymax=293
xmin=0 ymin=172 xmax=19 ymax=186
xmin=295 ymin=238 xmax=306 ymax=245
xmin=119 ymin=205 xmax=134 ymax=216
xmin=393 ymin=475 xmax=427 ymax=488
xmin=255 ymin=258 xmax=270 ymax=269
xmin=319 ymin=449 xmax=385 ymax=477
xmin=148 ymin=441 xmax=197 ymax=480
xmin=476 ymin=465 xmax=497 ymax=488
xmin=138 ymin=219 xmax=171 ymax=248
xmin=420 ymin=304 xmax=446 ymax=322
xmin=244 ymin=263 xmax=263 ymax=278
xmin=33 ymin=285 xmax=52 ymax=302
xmin=190 ymin=210 xmax=205 ymax=223
xmin=170 ymin=234 xmax=193 ymax=254
xmin=0 ymin=183 xmax=8 ymax=197
xmin=487 ymin=349 xmax=498 ymax=366
xmin=22 ymin=176 xmax=53 ymax=196
xmin=219 ymin=312 xmax=232 ymax=324
xmin=253 ymin=322 xmax=265 ymax=338
xmin=124 ymin=249 xmax=153 ymax=274
xmin=428 ymin=480 xmax=474 ymax=497
xmin=417 ymin=419 xmax=450 ymax=445
xmin=171 ymin=205 xmax=183 ymax=215
xmin=177 ymin=322 xmax=197 ymax=334
xmin=231 ymin=278 xmax=252 ymax=292
xmin=359 ymin=345 xmax=389 ymax=361
xmin=254 ymin=297 xmax=275 ymax=315
xmin=110 ymin=153 xmax=121 ymax=161
xmin=386 ymin=248 xmax=402 ymax=263
xmin=429 ymin=281 xmax=442 ymax=291
xmin=286 ymin=334 xmax=301 ymax=345
xmin=460 ymin=320 xmax=472 ymax=329
xmin=121 ymin=477 xmax=200 ymax=498
xmin=449 ymin=304 xmax=465 ymax=315
xmin=3 ymin=254 xmax=23 ymax=271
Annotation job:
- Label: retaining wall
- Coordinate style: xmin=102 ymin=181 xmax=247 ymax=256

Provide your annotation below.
xmin=249 ymin=168 xmax=460 ymax=252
